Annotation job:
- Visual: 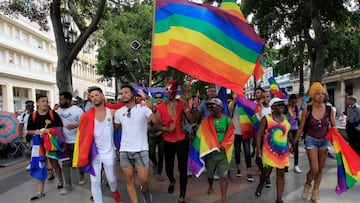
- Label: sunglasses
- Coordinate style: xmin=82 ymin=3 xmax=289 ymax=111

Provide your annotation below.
xmin=127 ymin=108 xmax=131 ymax=118
xmin=206 ymin=104 xmax=218 ymax=109
xmin=317 ymin=120 xmax=322 ymax=128
xmin=155 ymin=96 xmax=163 ymax=99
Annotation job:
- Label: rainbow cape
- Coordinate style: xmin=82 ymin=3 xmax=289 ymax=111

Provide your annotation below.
xmin=152 ymin=0 xmax=264 ymax=95
xmin=188 ymin=115 xmax=234 ymax=177
xmin=30 ymin=134 xmax=47 ymax=181
xmin=268 ymin=77 xmax=287 ymax=99
xmin=236 ymin=96 xmax=259 ymax=140
xmin=325 ymin=127 xmax=360 ymax=195
xmin=73 ymin=103 xmax=125 ymax=175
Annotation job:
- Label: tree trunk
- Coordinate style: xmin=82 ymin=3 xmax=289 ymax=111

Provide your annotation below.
xmin=56 ymin=60 xmax=73 ymax=93
xmin=309 ymin=0 xmax=326 ymax=84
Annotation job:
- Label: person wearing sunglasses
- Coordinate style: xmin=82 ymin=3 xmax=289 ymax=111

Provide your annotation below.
xmin=153 ymin=79 xmax=194 ymax=203
xmin=294 ymin=82 xmax=335 ymax=203
xmin=255 ymin=97 xmax=293 ymax=203
xmin=114 ymin=85 xmax=154 ymax=203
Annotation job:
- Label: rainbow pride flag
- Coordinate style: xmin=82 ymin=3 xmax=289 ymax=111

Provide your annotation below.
xmin=42 ymin=127 xmax=67 ymax=160
xmin=236 ymin=96 xmax=259 ymax=140
xmin=326 ymin=127 xmax=360 ymax=194
xmin=188 ymin=115 xmax=234 ymax=177
xmin=152 ymin=0 xmax=264 ymax=95
xmin=268 ymin=77 xmax=287 ymax=99
xmin=254 ymin=56 xmax=265 ymax=82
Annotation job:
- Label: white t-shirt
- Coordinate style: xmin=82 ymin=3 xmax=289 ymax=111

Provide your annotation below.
xmin=114 ymin=104 xmax=152 ymax=152
xmin=94 ymin=108 xmax=115 ymax=159
xmin=19 ymin=111 xmax=30 ymax=134
xmin=261 ymin=106 xmax=271 ymax=118
xmin=57 ymin=105 xmax=83 ymax=144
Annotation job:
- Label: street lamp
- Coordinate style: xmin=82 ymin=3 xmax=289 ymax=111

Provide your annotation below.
xmin=61 ymin=11 xmax=77 ymax=45
xmin=111 ymin=57 xmax=119 ymax=101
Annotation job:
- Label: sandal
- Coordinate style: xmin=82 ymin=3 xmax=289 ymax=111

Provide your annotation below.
xmin=178 ymin=197 xmax=186 ymax=203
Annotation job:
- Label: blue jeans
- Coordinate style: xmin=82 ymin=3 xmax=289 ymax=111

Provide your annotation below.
xmin=234 ymin=134 xmax=251 ymax=168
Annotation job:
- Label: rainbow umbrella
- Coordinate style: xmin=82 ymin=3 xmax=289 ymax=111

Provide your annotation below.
xmin=0 ymin=111 xmax=20 ymax=143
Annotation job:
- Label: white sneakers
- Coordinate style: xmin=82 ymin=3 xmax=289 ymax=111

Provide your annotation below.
xmin=25 ymin=163 xmax=31 ymax=170
xmin=294 ymin=165 xmax=302 ymax=173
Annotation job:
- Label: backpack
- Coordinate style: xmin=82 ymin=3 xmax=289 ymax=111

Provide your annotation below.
xmin=32 ymin=110 xmax=55 ymax=123
xmin=303 ymin=105 xmax=331 ymax=135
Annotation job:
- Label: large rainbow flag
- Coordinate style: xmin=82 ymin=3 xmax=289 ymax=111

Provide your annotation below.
xmin=326 ymin=127 xmax=360 ymax=194
xmin=236 ymin=96 xmax=259 ymax=140
xmin=152 ymin=0 xmax=264 ymax=95
xmin=220 ymin=0 xmax=265 ymax=82
xmin=188 ymin=115 xmax=234 ymax=177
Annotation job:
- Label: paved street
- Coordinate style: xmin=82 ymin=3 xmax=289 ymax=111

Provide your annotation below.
xmin=0 ymin=142 xmax=359 ymax=203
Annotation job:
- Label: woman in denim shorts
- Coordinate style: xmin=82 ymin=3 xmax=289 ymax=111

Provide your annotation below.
xmin=295 ymin=82 xmax=335 ymax=203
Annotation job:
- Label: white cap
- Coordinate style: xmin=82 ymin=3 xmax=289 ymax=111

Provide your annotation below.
xmin=269 ymin=97 xmax=285 ymax=107
xmin=72 ymin=97 xmax=78 ymax=102
xmin=206 ymin=98 xmax=223 ymax=107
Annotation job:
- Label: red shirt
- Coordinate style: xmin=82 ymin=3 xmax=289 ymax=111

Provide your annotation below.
xmin=157 ymin=100 xmax=186 ymax=142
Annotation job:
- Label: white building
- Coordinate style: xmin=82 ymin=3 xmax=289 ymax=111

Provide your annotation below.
xmin=0 ymin=15 xmax=113 ymax=112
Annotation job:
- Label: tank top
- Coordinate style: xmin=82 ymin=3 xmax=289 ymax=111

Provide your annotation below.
xmin=94 ymin=108 xmax=115 ymax=159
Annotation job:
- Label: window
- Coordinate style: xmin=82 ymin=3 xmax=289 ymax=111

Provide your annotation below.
xmin=33 ymin=60 xmax=43 ymax=72
xmin=8 ymin=52 xmax=14 ymax=63
xmin=13 ymin=87 xmax=20 ymax=97
xmin=14 ymin=28 xmax=19 ymax=39
xmin=22 ymin=32 xmax=29 ymax=42
xmin=0 ymin=50 xmax=4 ymax=61
xmin=23 ymin=56 xmax=30 ymax=68
xmin=4 ymin=24 xmax=11 ymax=36
xmin=32 ymin=38 xmax=43 ymax=49
xmin=107 ymin=79 xmax=113 ymax=87
xmin=15 ymin=54 xmax=20 ymax=65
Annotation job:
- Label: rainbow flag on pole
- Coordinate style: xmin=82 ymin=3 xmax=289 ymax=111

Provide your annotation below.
xmin=268 ymin=76 xmax=286 ymax=99
xmin=326 ymin=127 xmax=360 ymax=194
xmin=152 ymin=0 xmax=264 ymax=95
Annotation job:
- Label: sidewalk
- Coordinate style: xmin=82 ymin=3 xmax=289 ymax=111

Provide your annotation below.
xmin=0 ymin=143 xmax=359 ymax=203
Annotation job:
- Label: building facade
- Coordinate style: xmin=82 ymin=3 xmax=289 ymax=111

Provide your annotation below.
xmin=0 ymin=15 xmax=113 ymax=113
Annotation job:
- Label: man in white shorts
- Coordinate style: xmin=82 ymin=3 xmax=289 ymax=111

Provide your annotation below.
xmin=114 ymin=85 xmax=153 ymax=203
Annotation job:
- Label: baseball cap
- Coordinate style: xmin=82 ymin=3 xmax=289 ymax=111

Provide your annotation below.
xmin=347 ymin=95 xmax=357 ymax=101
xmin=269 ymin=97 xmax=285 ymax=107
xmin=206 ymin=98 xmax=223 ymax=107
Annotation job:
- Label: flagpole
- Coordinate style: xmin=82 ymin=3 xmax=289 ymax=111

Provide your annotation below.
xmin=148 ymin=0 xmax=157 ymax=98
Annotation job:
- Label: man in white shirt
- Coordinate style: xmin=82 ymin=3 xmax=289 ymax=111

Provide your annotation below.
xmin=57 ymin=92 xmax=84 ymax=194
xmin=19 ymin=100 xmax=34 ymax=170
xmin=114 ymin=85 xmax=154 ymax=203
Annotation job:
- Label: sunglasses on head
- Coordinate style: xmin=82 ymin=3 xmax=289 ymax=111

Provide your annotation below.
xmin=273 ymin=102 xmax=285 ymax=107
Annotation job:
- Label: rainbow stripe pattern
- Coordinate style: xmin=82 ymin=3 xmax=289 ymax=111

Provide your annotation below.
xmin=268 ymin=77 xmax=287 ymax=99
xmin=262 ymin=114 xmax=290 ymax=169
xmin=152 ymin=0 xmax=264 ymax=95
xmin=236 ymin=96 xmax=259 ymax=140
xmin=188 ymin=115 xmax=234 ymax=177
xmin=326 ymin=127 xmax=360 ymax=194
xmin=42 ymin=127 xmax=67 ymax=160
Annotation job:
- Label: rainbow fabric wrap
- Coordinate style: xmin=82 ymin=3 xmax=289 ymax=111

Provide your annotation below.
xmin=188 ymin=115 xmax=234 ymax=177
xmin=268 ymin=77 xmax=287 ymax=99
xmin=325 ymin=127 xmax=360 ymax=195
xmin=30 ymin=134 xmax=47 ymax=181
xmin=152 ymin=0 xmax=264 ymax=95
xmin=262 ymin=115 xmax=290 ymax=169
xmin=236 ymin=96 xmax=259 ymax=140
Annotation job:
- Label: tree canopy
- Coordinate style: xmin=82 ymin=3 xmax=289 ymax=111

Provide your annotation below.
xmin=242 ymin=0 xmax=360 ymax=83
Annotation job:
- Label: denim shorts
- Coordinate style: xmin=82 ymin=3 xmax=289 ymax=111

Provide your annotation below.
xmin=304 ymin=135 xmax=331 ymax=150
xmin=119 ymin=151 xmax=149 ymax=168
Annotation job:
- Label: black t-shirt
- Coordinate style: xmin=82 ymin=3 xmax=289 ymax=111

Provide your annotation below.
xmin=27 ymin=110 xmax=63 ymax=131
